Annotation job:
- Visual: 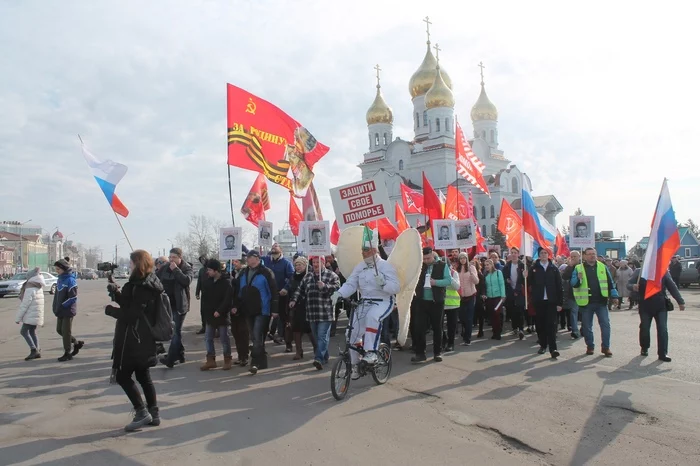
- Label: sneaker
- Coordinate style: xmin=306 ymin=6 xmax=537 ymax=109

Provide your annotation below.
xmin=551 ymin=350 xmax=560 ymax=359
xmin=444 ymin=346 xmax=454 ymax=353
xmin=239 ymin=359 xmax=248 ymax=367
xmin=571 ymin=332 xmax=579 ymax=339
xmin=460 ymin=341 xmax=471 ymax=346
xmin=363 ymin=352 xmax=378 ymax=365
xmin=434 ymin=354 xmax=443 ymax=362
xmin=658 ymin=355 xmax=672 ymax=362
xmin=351 ymin=365 xmax=360 ymax=380
xmin=518 ymin=330 xmax=524 ymax=340
xmin=641 ymin=348 xmax=649 ymax=356
xmin=249 ymin=365 xmax=258 ymax=375
xmin=70 ymin=340 xmax=84 ymax=357
xmin=125 ymin=408 xmax=152 ymax=432
xmin=148 ymin=407 xmax=161 ymax=426
xmin=537 ymin=347 xmax=546 ymax=355
xmin=312 ymin=359 xmax=323 ymax=370
xmin=411 ymin=354 xmax=427 ymax=364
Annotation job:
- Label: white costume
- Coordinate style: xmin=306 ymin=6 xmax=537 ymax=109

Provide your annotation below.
xmin=334 ymin=227 xmax=422 ymax=368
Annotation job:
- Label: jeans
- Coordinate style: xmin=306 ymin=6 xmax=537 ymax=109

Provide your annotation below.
xmin=205 ymin=324 xmax=231 ymax=357
xmin=309 ymin=321 xmax=332 ymax=364
xmin=56 ymin=317 xmax=76 ymax=353
xmin=569 ymin=301 xmax=580 ymax=335
xmin=166 ymin=312 xmax=186 ymax=364
xmin=459 ymin=296 xmax=476 ymax=343
xmin=639 ymin=310 xmax=668 ymax=356
xmin=249 ymin=315 xmax=270 ymax=368
xmin=115 ymin=366 xmax=157 ymax=411
xmin=580 ymin=303 xmax=611 ymax=349
xmin=20 ymin=324 xmax=39 ymax=350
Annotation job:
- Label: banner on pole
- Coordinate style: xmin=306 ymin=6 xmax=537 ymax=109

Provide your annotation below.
xmin=303 ymin=220 xmax=331 ymax=256
xmin=569 ymin=215 xmax=595 ymax=249
xmin=258 ymin=221 xmax=273 ymax=248
xmin=455 ymin=219 xmax=477 ymax=249
xmin=432 ymin=219 xmax=457 ymax=250
xmin=330 ymin=174 xmax=391 ymax=230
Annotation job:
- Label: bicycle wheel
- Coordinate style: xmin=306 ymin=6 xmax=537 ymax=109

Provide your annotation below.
xmin=371 ymin=343 xmax=392 ymax=385
xmin=331 ymin=354 xmax=352 ymax=400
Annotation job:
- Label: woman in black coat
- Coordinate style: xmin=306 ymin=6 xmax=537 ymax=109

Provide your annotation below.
xmin=106 ymin=250 xmax=163 ymax=432
xmin=284 ymin=256 xmax=317 ymax=360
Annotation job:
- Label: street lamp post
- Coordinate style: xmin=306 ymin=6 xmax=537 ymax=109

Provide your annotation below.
xmin=19 ymin=219 xmax=32 ymax=272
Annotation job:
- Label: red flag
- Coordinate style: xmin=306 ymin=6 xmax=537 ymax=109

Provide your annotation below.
xmin=330 ymin=220 xmax=340 ymax=245
xmin=497 ymin=198 xmax=522 ymax=250
xmin=455 ymin=120 xmax=490 ymax=197
xmin=301 ymin=181 xmax=323 ymax=221
xmin=474 ymin=225 xmax=487 ymax=253
xmin=227 ymin=84 xmax=329 ymax=196
xmin=444 ymin=185 xmax=470 ymax=221
xmin=241 ymin=173 xmax=271 ymax=227
xmin=288 ymin=192 xmax=303 ymax=236
xmin=400 ymin=183 xmax=424 ymax=214
xmin=395 ymin=202 xmax=409 ymax=234
xmin=422 ymin=173 xmax=443 ymax=222
xmin=467 ymin=190 xmax=475 ymax=219
xmin=366 ymin=218 xmax=399 ymax=241
xmin=555 ymin=230 xmax=570 ymax=257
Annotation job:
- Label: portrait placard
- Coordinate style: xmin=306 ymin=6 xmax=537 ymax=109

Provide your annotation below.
xmin=219 ymin=227 xmax=242 ymax=260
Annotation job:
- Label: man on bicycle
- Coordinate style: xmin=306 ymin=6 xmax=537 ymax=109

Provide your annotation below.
xmin=333 ymin=234 xmax=400 ymax=379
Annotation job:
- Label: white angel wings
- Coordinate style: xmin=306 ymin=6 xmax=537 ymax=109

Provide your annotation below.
xmin=336 ymin=226 xmax=422 ymax=346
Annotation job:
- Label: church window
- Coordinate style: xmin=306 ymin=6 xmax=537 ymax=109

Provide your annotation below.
xmin=423 ymin=111 xmax=428 ymax=127
xmin=490 ymin=205 xmax=495 ymax=218
xmin=490 ymin=130 xmax=495 ymax=143
xmin=383 ymin=133 xmax=388 ymax=145
xmin=415 ymin=112 xmax=419 ymax=129
xmin=482 ymin=225 xmax=487 ymax=236
xmin=436 ymin=118 xmax=440 ymax=132
xmin=445 ymin=118 xmax=450 ymax=133
xmin=482 ymin=130 xmax=486 ymax=139
xmin=491 ymin=224 xmax=496 ymax=236
xmin=375 ymin=133 xmax=379 ymax=146
xmin=511 ymin=178 xmax=518 ymax=194
xmin=481 ymin=206 xmax=486 ymax=219
xmin=369 ymin=134 xmax=371 ymax=147
xmin=399 ymin=160 xmax=404 ymax=170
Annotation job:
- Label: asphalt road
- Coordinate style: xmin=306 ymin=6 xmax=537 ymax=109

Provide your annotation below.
xmin=1 ymin=279 xmax=699 ymax=466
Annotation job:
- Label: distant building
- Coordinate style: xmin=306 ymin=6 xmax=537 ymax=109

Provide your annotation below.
xmin=273 ymin=225 xmax=299 ymax=259
xmin=565 ymin=230 xmax=627 ymax=259
xmin=0 ymin=231 xmax=49 ymax=272
xmin=631 ymin=226 xmax=699 ymax=260
xmin=0 ymin=245 xmax=15 ymax=276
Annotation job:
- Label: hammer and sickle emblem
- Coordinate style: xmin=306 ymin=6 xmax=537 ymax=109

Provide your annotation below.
xmin=245 ymin=98 xmax=256 ymax=115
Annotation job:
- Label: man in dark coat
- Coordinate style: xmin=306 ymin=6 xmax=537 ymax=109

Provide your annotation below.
xmin=53 ymin=259 xmax=84 ymax=361
xmin=525 ymin=248 xmax=563 ymax=359
xmin=503 ymin=247 xmax=526 ymax=340
xmin=194 ymin=255 xmax=211 ymax=334
xmin=200 ymin=259 xmax=234 ymax=370
xmin=159 ymin=248 xmax=194 ymax=368
xmin=669 ymin=256 xmax=682 ymax=288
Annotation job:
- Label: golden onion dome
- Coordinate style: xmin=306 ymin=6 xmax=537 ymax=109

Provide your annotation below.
xmin=425 ymin=66 xmax=454 ymax=109
xmin=366 ymin=85 xmax=393 ymax=125
xmin=409 ymin=43 xmax=453 ymax=98
xmin=470 ymin=83 xmax=498 ymax=121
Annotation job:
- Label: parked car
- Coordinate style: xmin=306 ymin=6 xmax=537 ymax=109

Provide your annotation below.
xmin=0 ymin=272 xmax=58 ymax=298
xmin=113 ymin=270 xmax=128 ymax=280
xmin=80 ymin=268 xmax=98 ymax=280
xmin=679 ymin=259 xmax=699 ymax=288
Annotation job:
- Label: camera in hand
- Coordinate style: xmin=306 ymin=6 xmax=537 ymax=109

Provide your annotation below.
xmin=97 ymin=262 xmax=118 ymax=272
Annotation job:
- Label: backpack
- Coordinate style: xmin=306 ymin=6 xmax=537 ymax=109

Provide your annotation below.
xmin=144 ymin=292 xmax=174 ymax=342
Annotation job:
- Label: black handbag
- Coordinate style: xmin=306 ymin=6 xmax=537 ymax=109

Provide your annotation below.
xmin=664 ymin=297 xmax=674 ymax=311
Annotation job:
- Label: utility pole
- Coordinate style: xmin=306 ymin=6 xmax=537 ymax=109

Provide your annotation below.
xmin=115 ymin=243 xmax=118 ymax=264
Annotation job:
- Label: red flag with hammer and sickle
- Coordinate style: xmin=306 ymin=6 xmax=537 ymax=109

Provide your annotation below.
xmin=497 ymin=198 xmax=522 ymax=249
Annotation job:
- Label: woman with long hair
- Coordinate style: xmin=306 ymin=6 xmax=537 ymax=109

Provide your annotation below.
xmin=482 ymin=259 xmax=506 ymax=340
xmin=456 ymin=253 xmax=479 ymax=346
xmin=472 ymin=259 xmax=486 ymax=338
xmin=106 ymin=250 xmax=163 ymax=432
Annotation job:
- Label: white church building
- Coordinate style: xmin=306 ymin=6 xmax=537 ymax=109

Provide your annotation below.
xmin=358 ymin=22 xmax=562 ymax=240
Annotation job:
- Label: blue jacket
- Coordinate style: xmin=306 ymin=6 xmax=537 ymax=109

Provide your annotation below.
xmin=53 ymin=269 xmax=77 ymax=318
xmin=236 ymin=266 xmax=278 ymax=316
xmin=262 ymin=255 xmax=294 ymax=290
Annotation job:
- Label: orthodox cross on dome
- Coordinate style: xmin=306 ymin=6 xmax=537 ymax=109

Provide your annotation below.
xmin=423 ymin=16 xmax=432 ymax=43
xmin=478 ymin=61 xmax=485 ymax=85
xmin=374 ymin=64 xmax=382 ymax=88
xmin=433 ymin=43 xmax=441 ymax=65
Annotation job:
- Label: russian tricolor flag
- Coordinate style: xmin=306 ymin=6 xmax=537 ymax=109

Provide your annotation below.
xmin=641 ymin=179 xmax=680 ymax=299
xmin=81 ymin=143 xmax=129 ymax=217
xmin=521 ymin=188 xmax=551 ymax=254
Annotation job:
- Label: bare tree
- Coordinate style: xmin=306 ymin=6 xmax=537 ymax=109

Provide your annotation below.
xmin=681 ymin=218 xmax=700 ymax=239
xmin=573 ymin=207 xmax=583 ymax=216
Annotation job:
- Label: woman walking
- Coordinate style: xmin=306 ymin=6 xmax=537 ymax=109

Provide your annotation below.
xmin=105 ymin=250 xmax=163 ymax=432
xmin=457 ymin=253 xmax=479 ymax=346
xmin=482 ymin=259 xmax=506 ymax=340
xmin=199 ymin=259 xmax=234 ymax=371
xmin=284 ymin=256 xmax=317 ymax=360
xmin=16 ymin=267 xmax=45 ymax=360
xmin=614 ymin=260 xmax=634 ymax=310
xmin=472 ymin=259 xmax=486 ymax=338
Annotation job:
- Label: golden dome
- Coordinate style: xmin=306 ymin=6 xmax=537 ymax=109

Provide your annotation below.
xmin=408 ymin=43 xmax=453 ymax=98
xmin=366 ymin=85 xmax=393 ymax=125
xmin=470 ymin=83 xmax=498 ymax=121
xmin=425 ymin=66 xmax=454 ymax=109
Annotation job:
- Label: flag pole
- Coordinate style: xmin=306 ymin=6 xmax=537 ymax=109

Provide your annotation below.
xmin=114 ymin=211 xmax=134 ymax=252
xmin=227 ymin=165 xmax=236 ymax=227
xmin=521 ymin=173 xmax=528 ymax=310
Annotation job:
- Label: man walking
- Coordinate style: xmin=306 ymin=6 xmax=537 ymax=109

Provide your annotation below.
xmin=503 ymin=247 xmax=526 ymax=340
xmin=560 ymin=251 xmax=581 ymax=339
xmin=53 ymin=259 xmax=84 ymax=361
xmin=159 ymin=248 xmax=194 ymax=368
xmin=571 ymin=248 xmax=619 ymax=357
xmin=263 ymin=243 xmax=294 ymax=351
xmin=195 ymin=255 xmax=211 ymax=335
xmin=526 ymin=248 xmax=563 ymax=358
xmin=669 ymin=256 xmax=682 ymax=288
xmin=229 ymin=254 xmax=250 ymax=367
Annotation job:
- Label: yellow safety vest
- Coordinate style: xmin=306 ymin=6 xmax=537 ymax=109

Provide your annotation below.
xmin=445 ymin=288 xmax=461 ymax=308
xmin=573 ymin=262 xmax=609 ymax=306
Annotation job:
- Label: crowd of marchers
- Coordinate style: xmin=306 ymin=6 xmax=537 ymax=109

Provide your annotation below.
xmin=12 ymin=242 xmax=689 ymax=433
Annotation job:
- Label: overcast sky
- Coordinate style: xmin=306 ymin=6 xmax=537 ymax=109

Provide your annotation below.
xmin=1 ymin=1 xmax=697 ymax=259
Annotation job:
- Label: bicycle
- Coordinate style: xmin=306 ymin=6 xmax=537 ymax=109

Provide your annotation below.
xmin=330 ymin=299 xmax=392 ymax=401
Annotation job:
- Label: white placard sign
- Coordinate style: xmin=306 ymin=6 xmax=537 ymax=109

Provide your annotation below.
xmin=433 ymin=219 xmax=457 ymax=250
xmin=258 ymin=221 xmax=273 ymax=248
xmin=330 ymin=174 xmax=392 ymax=229
xmin=569 ymin=216 xmax=595 ymax=249
xmin=455 ymin=218 xmax=477 ymax=249
xmin=304 ymin=221 xmax=331 ymax=257
xmin=219 ymin=227 xmax=242 ymax=260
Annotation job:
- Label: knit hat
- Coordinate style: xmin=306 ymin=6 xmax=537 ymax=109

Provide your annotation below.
xmin=458 ymin=252 xmax=469 ymax=262
xmin=205 ymin=259 xmax=222 ymax=272
xmin=54 ymin=259 xmax=70 ymax=271
xmin=294 ymin=256 xmax=309 ymax=269
xmin=26 ymin=267 xmax=40 ymax=279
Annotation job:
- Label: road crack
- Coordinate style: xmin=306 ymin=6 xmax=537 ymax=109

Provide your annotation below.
xmin=604 ymin=404 xmax=659 ymax=424
xmin=403 ymin=388 xmax=441 ymax=399
xmin=474 ymin=423 xmax=550 ymax=457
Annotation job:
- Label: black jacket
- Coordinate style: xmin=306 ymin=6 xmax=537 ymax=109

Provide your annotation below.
xmin=201 ymin=273 xmax=233 ymax=327
xmin=629 ymin=270 xmax=684 ymax=314
xmin=503 ymin=261 xmax=526 ymax=305
xmin=414 ymin=261 xmax=447 ymax=303
xmin=528 ymin=260 xmax=563 ymax=306
xmin=195 ymin=265 xmax=210 ymax=297
xmin=669 ymin=261 xmax=682 ymax=281
xmin=158 ymin=261 xmax=194 ymax=315
xmin=107 ymin=272 xmax=163 ymax=371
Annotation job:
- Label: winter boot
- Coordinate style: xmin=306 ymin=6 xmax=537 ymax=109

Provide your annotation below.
xmin=293 ymin=332 xmax=304 ymax=360
xmin=71 ymin=340 xmax=84 ymax=356
xmin=25 ymin=349 xmax=39 ymax=361
xmin=222 ymin=355 xmax=233 ymax=370
xmin=200 ymin=354 xmax=217 ymax=371
xmin=148 ymin=407 xmax=161 ymax=426
xmin=124 ymin=408 xmax=153 ymax=432
xmin=58 ymin=352 xmax=73 ymax=362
